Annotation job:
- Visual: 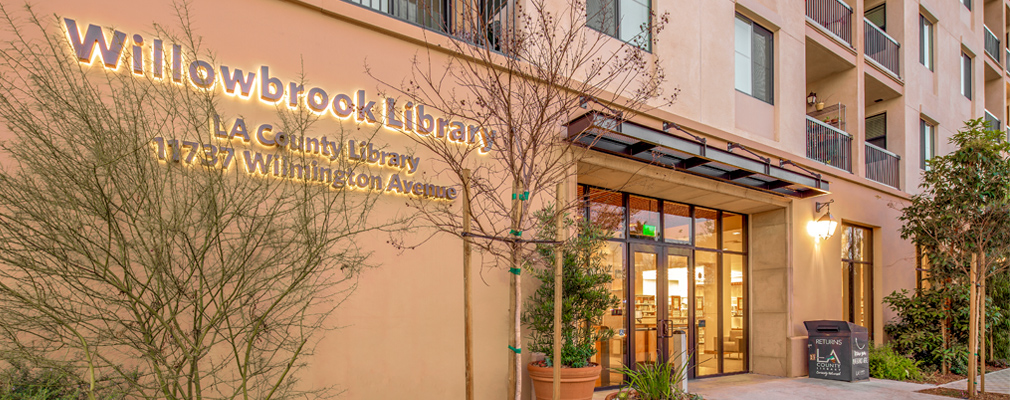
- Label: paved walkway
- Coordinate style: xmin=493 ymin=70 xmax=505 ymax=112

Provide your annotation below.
xmin=593 ymin=374 xmax=946 ymax=400
xmin=941 ymin=367 xmax=1010 ymax=395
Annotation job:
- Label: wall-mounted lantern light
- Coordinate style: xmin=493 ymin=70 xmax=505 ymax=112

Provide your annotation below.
xmin=806 ymin=199 xmax=837 ymax=241
xmin=806 ymin=92 xmax=818 ymax=106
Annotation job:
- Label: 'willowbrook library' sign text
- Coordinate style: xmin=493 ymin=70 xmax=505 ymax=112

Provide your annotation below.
xmin=63 ymin=18 xmax=497 ymax=200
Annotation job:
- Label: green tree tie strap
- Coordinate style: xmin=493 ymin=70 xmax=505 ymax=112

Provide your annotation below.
xmin=512 ymin=192 xmax=529 ymax=200
xmin=508 ymin=346 xmax=521 ymax=354
xmin=509 ymin=267 xmax=521 ymax=275
xmin=509 ymin=229 xmax=522 ymax=237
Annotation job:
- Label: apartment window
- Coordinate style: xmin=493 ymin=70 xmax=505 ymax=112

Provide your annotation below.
xmin=842 ymin=224 xmax=873 ymax=337
xmin=920 ymin=120 xmax=935 ymax=170
xmin=866 ymin=113 xmax=887 ymax=149
xmin=735 ymin=14 xmax=774 ymax=104
xmin=962 ymin=0 xmax=971 ymax=10
xmin=347 ymin=0 xmax=510 ymax=50
xmin=961 ymin=52 xmax=972 ymax=99
xmin=865 ymin=4 xmax=885 ymax=31
xmin=920 ymin=15 xmax=933 ymax=70
xmin=587 ymin=0 xmax=652 ymax=51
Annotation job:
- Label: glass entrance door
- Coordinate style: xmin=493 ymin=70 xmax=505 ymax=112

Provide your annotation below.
xmin=632 ymin=246 xmax=661 ymax=366
xmin=632 ymin=245 xmax=691 ymax=368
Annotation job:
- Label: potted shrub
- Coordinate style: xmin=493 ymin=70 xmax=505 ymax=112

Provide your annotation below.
xmin=522 ymin=209 xmax=620 ymax=400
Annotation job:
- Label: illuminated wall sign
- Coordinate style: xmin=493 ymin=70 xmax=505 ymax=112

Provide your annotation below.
xmin=62 ymin=18 xmax=485 ymax=200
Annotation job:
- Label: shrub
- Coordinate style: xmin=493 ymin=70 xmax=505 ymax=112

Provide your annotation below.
xmin=992 ymin=271 xmax=1010 ymax=361
xmin=869 ymin=343 xmax=924 ymax=381
xmin=522 ymin=209 xmax=620 ymax=368
xmin=609 ymin=353 xmax=694 ymax=400
xmin=0 ymin=362 xmax=126 ymax=400
xmin=0 ymin=363 xmax=87 ymax=400
xmin=884 ymin=286 xmax=1002 ymax=372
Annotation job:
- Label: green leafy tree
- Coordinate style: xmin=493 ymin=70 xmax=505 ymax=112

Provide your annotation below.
xmin=899 ymin=118 xmax=1010 ymax=396
xmin=521 ymin=209 xmax=619 ymax=368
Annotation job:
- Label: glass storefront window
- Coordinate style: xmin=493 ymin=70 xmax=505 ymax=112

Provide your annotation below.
xmin=722 ymin=213 xmax=744 ymax=252
xmin=694 ymin=250 xmax=719 ymax=376
xmin=579 ymin=185 xmax=750 ymax=381
xmin=843 ymin=225 xmax=871 ymax=262
xmin=589 ymin=188 xmax=625 ymax=239
xmin=664 ymin=202 xmax=691 ymax=244
xmin=629 ymin=195 xmax=660 ymax=241
xmin=634 ymin=251 xmax=659 ymax=365
xmin=594 ymin=242 xmax=626 ymax=387
xmin=722 ymin=253 xmax=746 ymax=373
xmin=842 ymin=224 xmax=874 ymax=338
xmin=695 ymin=208 xmax=718 ymax=249
xmin=577 ymin=185 xmax=586 ymax=221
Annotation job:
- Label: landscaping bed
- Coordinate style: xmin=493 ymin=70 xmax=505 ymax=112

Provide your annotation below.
xmin=915 ymin=388 xmax=1010 ymax=400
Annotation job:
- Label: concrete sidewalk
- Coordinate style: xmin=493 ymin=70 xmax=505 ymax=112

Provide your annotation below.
xmin=593 ymin=373 xmax=948 ymax=400
xmin=689 ymin=374 xmax=946 ymax=400
xmin=941 ymin=367 xmax=1010 ymax=395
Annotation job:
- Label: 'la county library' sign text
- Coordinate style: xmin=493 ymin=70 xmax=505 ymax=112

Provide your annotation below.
xmin=63 ymin=18 xmax=497 ymax=200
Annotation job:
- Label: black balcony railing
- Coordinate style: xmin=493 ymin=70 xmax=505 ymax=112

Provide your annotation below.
xmin=806 ymin=0 xmax=853 ymax=46
xmin=864 ymin=19 xmax=900 ymax=77
xmin=865 ymin=143 xmax=900 ymax=188
xmin=984 ymin=26 xmax=1000 ymax=63
xmin=347 ymin=0 xmax=512 ymax=52
xmin=985 ymin=110 xmax=1002 ymax=131
xmin=806 ymin=116 xmax=853 ymax=172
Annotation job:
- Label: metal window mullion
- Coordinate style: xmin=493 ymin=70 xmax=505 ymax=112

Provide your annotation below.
xmin=614 ymin=0 xmax=621 ymax=40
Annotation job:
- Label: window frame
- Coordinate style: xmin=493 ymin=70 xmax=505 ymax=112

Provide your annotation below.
xmin=920 ymin=119 xmax=935 ymax=170
xmin=586 ymin=0 xmax=654 ymax=52
xmin=919 ymin=15 xmax=933 ymax=71
xmin=865 ymin=112 xmax=888 ymax=150
xmin=734 ymin=13 xmax=775 ymax=105
xmin=961 ymin=52 xmax=972 ymax=99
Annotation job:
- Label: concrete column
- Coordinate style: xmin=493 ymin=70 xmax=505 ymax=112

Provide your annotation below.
xmin=750 ymin=208 xmax=792 ymax=376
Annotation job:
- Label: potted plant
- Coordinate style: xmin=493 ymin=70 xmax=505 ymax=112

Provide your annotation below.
xmin=522 ymin=208 xmax=620 ymax=400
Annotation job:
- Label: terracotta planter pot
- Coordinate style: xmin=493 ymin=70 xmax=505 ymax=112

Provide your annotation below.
xmin=527 ymin=362 xmax=601 ymax=400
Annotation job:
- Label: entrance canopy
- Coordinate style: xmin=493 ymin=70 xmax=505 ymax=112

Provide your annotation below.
xmin=567 ymin=112 xmax=830 ymax=199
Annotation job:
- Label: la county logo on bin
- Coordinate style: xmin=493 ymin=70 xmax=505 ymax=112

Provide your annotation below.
xmin=811 ymin=338 xmax=844 ymax=376
xmin=815 ymin=348 xmax=840 ymax=364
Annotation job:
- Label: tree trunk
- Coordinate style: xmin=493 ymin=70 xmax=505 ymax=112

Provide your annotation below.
xmin=552 ymin=183 xmax=564 ymax=400
xmin=941 ymin=298 xmax=949 ymax=376
xmin=969 ymin=253 xmax=978 ymax=398
xmin=980 ymin=270 xmax=986 ymax=394
xmin=508 ymin=179 xmax=521 ymax=400
xmin=462 ymin=169 xmax=474 ymax=400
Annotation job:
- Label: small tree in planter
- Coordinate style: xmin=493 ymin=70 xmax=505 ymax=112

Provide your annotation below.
xmin=522 ymin=208 xmax=619 ymax=399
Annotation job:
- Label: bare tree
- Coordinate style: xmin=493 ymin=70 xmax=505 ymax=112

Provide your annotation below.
xmin=0 ymin=4 xmax=397 ymax=399
xmin=369 ymin=0 xmax=674 ymax=398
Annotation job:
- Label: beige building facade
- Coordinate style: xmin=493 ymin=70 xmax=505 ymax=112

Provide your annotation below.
xmin=4 ymin=0 xmax=1003 ymax=398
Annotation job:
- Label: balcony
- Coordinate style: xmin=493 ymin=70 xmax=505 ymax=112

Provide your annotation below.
xmin=865 ymin=143 xmax=899 ymax=188
xmin=806 ymin=0 xmax=853 ymax=46
xmin=985 ymin=110 xmax=1002 ymax=131
xmin=864 ymin=18 xmax=900 ymax=77
xmin=806 ymin=116 xmax=853 ymax=172
xmin=345 ymin=0 xmax=511 ymax=51
xmin=984 ymin=26 xmax=1000 ymax=63
xmin=1006 ymin=48 xmax=1009 ymax=72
